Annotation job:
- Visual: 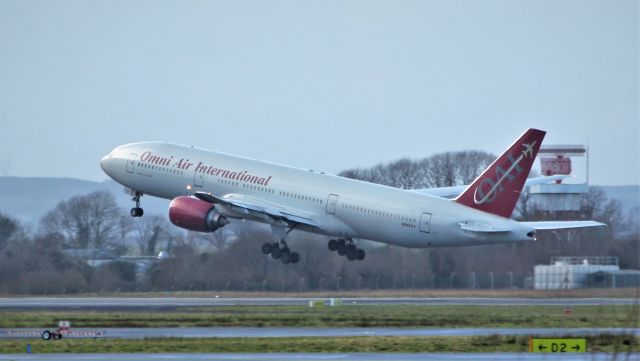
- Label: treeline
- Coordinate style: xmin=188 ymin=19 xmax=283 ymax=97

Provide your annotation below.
xmin=0 ymin=151 xmax=637 ymax=294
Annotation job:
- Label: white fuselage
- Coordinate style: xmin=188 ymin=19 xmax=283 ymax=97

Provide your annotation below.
xmin=101 ymin=142 xmax=535 ymax=248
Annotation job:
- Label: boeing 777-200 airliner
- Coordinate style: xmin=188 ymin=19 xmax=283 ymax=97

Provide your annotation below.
xmin=100 ymin=129 xmax=603 ymax=264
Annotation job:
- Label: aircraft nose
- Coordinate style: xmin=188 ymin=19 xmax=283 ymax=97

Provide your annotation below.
xmin=100 ymin=153 xmax=113 ymax=175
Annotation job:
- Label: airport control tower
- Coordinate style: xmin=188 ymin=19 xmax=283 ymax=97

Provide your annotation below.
xmin=528 ymin=145 xmax=589 ymax=213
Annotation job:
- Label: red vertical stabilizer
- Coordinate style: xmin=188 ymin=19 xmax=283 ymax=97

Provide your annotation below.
xmin=455 ymin=128 xmax=546 ymax=218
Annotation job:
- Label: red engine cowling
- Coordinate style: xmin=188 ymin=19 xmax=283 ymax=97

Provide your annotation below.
xmin=168 ymin=196 xmax=229 ymax=232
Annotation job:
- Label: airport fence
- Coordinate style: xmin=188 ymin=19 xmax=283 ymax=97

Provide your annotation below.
xmin=144 ymin=272 xmax=531 ymax=292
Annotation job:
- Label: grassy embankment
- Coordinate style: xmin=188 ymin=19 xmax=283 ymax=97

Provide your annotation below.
xmin=0 ymin=335 xmax=638 ymax=353
xmin=1 ymin=305 xmax=638 ymax=328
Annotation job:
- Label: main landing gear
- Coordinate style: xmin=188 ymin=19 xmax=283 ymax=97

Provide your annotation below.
xmin=261 ymin=225 xmax=300 ymax=265
xmin=262 ymin=240 xmax=300 ymax=265
xmin=328 ymin=239 xmax=365 ymax=261
xmin=130 ymin=191 xmax=144 ymax=217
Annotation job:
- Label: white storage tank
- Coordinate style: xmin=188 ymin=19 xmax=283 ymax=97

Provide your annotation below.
xmin=534 ymin=257 xmax=619 ymax=289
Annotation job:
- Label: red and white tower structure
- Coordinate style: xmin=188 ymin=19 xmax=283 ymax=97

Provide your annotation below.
xmin=529 ymin=145 xmax=589 ymax=212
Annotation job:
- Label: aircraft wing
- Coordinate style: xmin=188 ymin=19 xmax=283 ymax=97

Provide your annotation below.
xmin=521 ymin=221 xmax=606 ymax=230
xmin=194 ymin=192 xmax=320 ymax=229
xmin=411 ymin=175 xmax=570 ymax=199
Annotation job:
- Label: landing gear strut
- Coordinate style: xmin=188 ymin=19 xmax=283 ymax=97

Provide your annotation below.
xmin=130 ymin=191 xmax=144 ymax=217
xmin=262 ymin=239 xmax=300 ymax=265
xmin=328 ymin=238 xmax=365 ymax=261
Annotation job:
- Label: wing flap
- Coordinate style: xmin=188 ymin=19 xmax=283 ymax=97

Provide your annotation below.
xmin=194 ymin=192 xmax=320 ymax=229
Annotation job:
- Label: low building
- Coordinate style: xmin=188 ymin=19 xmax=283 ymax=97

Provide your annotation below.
xmin=587 ymin=270 xmax=640 ymax=288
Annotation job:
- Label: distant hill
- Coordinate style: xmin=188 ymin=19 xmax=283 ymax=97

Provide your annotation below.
xmin=0 ymin=176 xmax=638 ymax=225
xmin=0 ymin=177 xmax=169 ymax=225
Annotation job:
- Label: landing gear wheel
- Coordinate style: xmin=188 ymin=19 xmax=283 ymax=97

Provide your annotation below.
xmin=130 ymin=191 xmax=144 ymax=217
xmin=356 ymin=249 xmax=366 ymax=261
xmin=346 ymin=246 xmax=357 ymax=261
xmin=41 ymin=330 xmax=51 ymax=341
xmin=328 ymin=239 xmax=338 ymax=251
xmin=261 ymin=231 xmax=300 ymax=264
xmin=337 ymin=243 xmax=347 ymax=256
xmin=281 ymin=252 xmax=291 ymax=264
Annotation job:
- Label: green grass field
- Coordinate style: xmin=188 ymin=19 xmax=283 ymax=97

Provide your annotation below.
xmin=1 ymin=304 xmax=638 ymax=328
xmin=0 ymin=335 xmax=637 ymax=354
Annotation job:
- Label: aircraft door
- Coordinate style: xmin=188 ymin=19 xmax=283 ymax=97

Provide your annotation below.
xmin=125 ymin=153 xmax=137 ymax=174
xmin=326 ymin=194 xmax=338 ymax=214
xmin=193 ymin=171 xmax=204 ymax=188
xmin=419 ymin=212 xmax=432 ymax=233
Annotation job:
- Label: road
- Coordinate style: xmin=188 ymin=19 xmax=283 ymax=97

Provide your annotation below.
xmin=2 ymin=327 xmax=638 ymax=339
xmin=0 ymin=353 xmax=636 ymax=361
xmin=0 ymin=297 xmax=635 ymax=310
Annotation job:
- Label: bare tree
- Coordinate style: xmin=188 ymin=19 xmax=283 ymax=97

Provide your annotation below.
xmin=583 ymin=187 xmax=624 ymax=234
xmin=132 ymin=215 xmax=172 ymax=256
xmin=339 ymin=150 xmax=495 ymax=189
xmin=40 ymin=191 xmax=123 ymax=250
xmin=0 ymin=213 xmax=18 ymax=249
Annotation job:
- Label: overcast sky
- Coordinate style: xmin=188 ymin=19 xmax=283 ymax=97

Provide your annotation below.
xmin=1 ymin=0 xmax=638 ymax=186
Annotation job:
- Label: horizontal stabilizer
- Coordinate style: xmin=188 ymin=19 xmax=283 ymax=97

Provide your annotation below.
xmin=458 ymin=221 xmax=511 ymax=233
xmin=413 ymin=175 xmax=570 ymax=199
xmin=522 ymin=221 xmax=606 ymax=230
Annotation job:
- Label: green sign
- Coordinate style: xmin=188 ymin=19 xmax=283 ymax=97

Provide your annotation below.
xmin=530 ymin=338 xmax=586 ymax=353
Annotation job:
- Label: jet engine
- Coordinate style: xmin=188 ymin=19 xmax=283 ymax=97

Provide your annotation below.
xmin=168 ymin=196 xmax=229 ymax=232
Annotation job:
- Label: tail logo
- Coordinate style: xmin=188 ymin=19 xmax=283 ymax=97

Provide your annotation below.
xmin=473 ymin=141 xmax=536 ymax=205
xmin=521 ymin=141 xmax=536 ymax=158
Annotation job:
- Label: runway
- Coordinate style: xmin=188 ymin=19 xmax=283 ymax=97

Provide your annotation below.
xmin=2 ymin=327 xmax=638 ymax=339
xmin=0 ymin=353 xmax=636 ymax=361
xmin=0 ymin=297 xmax=635 ymax=309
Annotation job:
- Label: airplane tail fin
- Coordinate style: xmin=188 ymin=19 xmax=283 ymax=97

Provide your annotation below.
xmin=455 ymin=128 xmax=546 ymax=218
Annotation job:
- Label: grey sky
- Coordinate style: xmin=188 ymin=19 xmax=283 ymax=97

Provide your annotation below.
xmin=1 ymin=0 xmax=638 ymax=185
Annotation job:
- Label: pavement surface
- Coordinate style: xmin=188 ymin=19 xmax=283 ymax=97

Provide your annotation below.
xmin=0 ymin=297 xmax=636 ymax=310
xmin=1 ymin=327 xmax=638 ymax=339
xmin=0 ymin=353 xmax=637 ymax=361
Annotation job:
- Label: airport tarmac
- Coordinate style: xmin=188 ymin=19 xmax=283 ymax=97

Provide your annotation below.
xmin=0 ymin=353 xmax=637 ymax=361
xmin=0 ymin=297 xmax=636 ymax=310
xmin=2 ymin=327 xmax=638 ymax=339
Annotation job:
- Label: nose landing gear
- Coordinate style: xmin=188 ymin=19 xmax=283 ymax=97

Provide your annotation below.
xmin=130 ymin=191 xmax=144 ymax=217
